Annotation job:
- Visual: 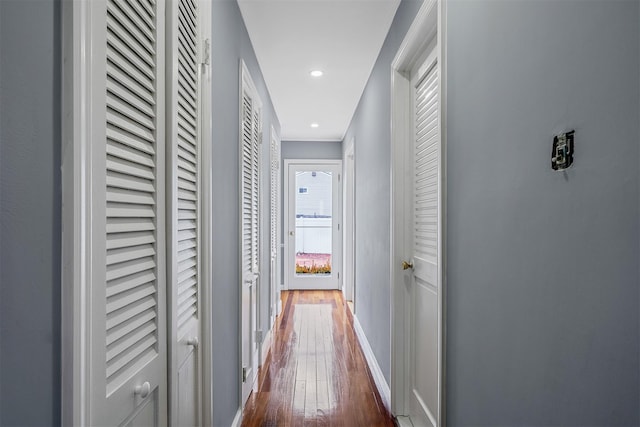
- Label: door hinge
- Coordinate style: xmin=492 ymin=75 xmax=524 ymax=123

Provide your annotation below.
xmin=338 ymin=272 xmax=340 ymax=280
xmin=242 ymin=367 xmax=247 ymax=382
xmin=255 ymin=329 xmax=263 ymax=344
xmin=338 ymin=174 xmax=341 ymax=182
xmin=201 ymin=38 xmax=210 ymax=66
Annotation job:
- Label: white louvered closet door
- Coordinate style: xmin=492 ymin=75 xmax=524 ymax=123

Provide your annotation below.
xmin=408 ymin=55 xmax=441 ymax=427
xmin=269 ymin=130 xmax=281 ymax=322
xmin=167 ymin=0 xmax=202 ymax=425
xmin=240 ymin=62 xmax=262 ymax=405
xmin=90 ymin=0 xmax=167 ymax=425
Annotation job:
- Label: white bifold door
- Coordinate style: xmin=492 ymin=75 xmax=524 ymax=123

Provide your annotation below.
xmin=64 ymin=0 xmax=209 ymax=424
xmin=406 ymin=51 xmax=442 ymax=427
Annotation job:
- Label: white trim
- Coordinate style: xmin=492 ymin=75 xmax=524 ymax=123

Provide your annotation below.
xmin=390 ymin=0 xmax=446 ymax=424
xmin=230 ymin=407 xmax=243 ymax=427
xmin=198 ymin=0 xmax=214 ymax=424
xmin=352 ymin=313 xmax=391 ymax=412
xmin=396 ymin=416 xmax=414 ymax=427
xmin=61 ymin=0 xmax=91 ymax=423
xmin=281 ymin=138 xmax=342 ymax=143
xmin=260 ymin=327 xmax=273 ymax=367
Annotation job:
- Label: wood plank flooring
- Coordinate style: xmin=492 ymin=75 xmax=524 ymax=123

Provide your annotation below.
xmin=241 ymin=290 xmax=396 ymax=427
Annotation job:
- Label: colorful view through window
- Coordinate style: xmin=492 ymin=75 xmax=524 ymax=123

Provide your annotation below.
xmin=295 ymin=170 xmax=332 ymax=275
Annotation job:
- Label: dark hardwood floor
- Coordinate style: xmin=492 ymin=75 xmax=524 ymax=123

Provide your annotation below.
xmin=241 ymin=290 xmax=396 ymax=427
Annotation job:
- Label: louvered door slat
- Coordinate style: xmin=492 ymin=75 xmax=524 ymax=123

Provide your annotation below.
xmin=107 ymin=123 xmax=155 ymax=152
xmin=106 ymin=92 xmax=154 ymax=126
xmin=107 ymin=52 xmax=155 ymax=95
xmin=124 ymin=0 xmax=155 ymax=29
xmin=106 ymin=309 xmax=156 ymax=346
xmin=413 ymin=64 xmax=439 ymax=262
xmin=107 ymin=13 xmax=155 ymax=72
xmin=138 ymin=0 xmax=155 ymax=18
xmin=106 ymin=29 xmax=154 ymax=81
xmin=107 ymin=110 xmax=155 ymax=144
xmin=108 ymin=0 xmax=155 ymax=45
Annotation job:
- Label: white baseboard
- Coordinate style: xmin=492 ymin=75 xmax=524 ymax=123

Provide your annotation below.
xmin=396 ymin=415 xmax=413 ymax=427
xmin=260 ymin=328 xmax=273 ymax=366
xmin=230 ymin=407 xmax=242 ymax=427
xmin=352 ymin=313 xmax=391 ymax=412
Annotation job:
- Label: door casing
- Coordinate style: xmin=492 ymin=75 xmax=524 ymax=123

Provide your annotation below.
xmin=390 ymin=0 xmax=447 ymax=424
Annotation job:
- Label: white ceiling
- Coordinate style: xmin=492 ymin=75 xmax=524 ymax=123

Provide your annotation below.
xmin=237 ymin=0 xmax=401 ymax=142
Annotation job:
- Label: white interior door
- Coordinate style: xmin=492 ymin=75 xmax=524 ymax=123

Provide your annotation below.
xmin=343 ymin=143 xmax=355 ymax=304
xmin=405 ymin=51 xmax=441 ymax=427
xmin=167 ymin=0 xmax=205 ymax=424
xmin=240 ymin=61 xmax=262 ymax=405
xmin=285 ymin=160 xmax=342 ymax=290
xmin=90 ymin=0 xmax=168 ymax=424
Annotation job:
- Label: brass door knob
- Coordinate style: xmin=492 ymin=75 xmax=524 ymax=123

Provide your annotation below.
xmin=402 ymin=261 xmax=413 ymax=270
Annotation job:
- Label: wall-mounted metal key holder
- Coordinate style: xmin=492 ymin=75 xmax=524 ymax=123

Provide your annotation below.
xmin=551 ymin=130 xmax=575 ymax=171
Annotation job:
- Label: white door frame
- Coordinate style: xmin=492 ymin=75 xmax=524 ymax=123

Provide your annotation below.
xmin=390 ymin=0 xmax=446 ymax=424
xmin=284 ymin=159 xmax=343 ymax=290
xmin=343 ymin=139 xmax=356 ymax=307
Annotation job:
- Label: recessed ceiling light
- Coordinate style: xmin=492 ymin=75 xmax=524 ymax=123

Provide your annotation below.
xmin=310 ymin=70 xmax=324 ymax=78
xmin=310 ymin=123 xmax=319 ymax=128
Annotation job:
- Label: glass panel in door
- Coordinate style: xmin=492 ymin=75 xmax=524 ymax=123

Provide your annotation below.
xmin=294 ymin=170 xmax=332 ymax=276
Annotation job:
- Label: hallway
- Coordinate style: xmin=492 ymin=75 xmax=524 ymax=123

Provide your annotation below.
xmin=241 ymin=291 xmax=395 ymax=427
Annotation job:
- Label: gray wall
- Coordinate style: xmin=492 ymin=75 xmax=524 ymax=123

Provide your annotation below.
xmin=280 ymin=140 xmax=342 ymax=285
xmin=342 ymin=0 xmax=424 ymax=385
xmin=0 ymin=0 xmax=61 ymax=425
xmin=281 ymin=140 xmax=343 ymax=161
xmin=445 ymin=1 xmax=640 ymax=425
xmin=211 ymin=1 xmax=280 ymax=425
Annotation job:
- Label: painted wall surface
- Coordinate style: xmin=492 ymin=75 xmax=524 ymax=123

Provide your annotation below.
xmin=0 ymin=0 xmax=61 ymax=425
xmin=211 ymin=1 xmax=280 ymax=424
xmin=281 ymin=140 xmax=343 ymax=161
xmin=445 ymin=1 xmax=640 ymax=424
xmin=342 ymin=0 xmax=423 ymax=384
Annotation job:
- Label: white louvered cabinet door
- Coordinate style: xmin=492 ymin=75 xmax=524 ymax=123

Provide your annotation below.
xmin=408 ymin=56 xmax=440 ymax=427
xmin=90 ymin=0 xmax=167 ymax=425
xmin=240 ymin=62 xmax=262 ymax=405
xmin=167 ymin=0 xmax=202 ymax=425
